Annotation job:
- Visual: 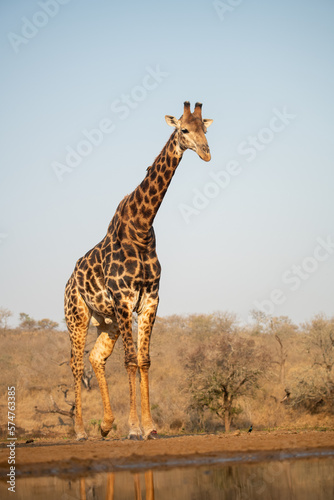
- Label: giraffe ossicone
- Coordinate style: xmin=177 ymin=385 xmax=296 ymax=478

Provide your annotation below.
xmin=64 ymin=102 xmax=213 ymax=441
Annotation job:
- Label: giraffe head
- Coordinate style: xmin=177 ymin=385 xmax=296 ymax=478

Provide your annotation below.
xmin=165 ymin=101 xmax=213 ymax=162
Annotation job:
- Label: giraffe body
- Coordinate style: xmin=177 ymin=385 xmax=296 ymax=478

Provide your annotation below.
xmin=64 ymin=102 xmax=213 ymax=440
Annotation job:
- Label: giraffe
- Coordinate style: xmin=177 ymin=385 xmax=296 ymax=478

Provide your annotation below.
xmin=64 ymin=101 xmax=213 ymax=441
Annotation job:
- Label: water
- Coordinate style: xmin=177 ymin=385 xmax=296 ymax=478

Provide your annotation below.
xmin=1 ymin=456 xmax=333 ymax=499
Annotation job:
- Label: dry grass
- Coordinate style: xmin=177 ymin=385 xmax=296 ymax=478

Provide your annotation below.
xmin=0 ymin=312 xmax=333 ymax=441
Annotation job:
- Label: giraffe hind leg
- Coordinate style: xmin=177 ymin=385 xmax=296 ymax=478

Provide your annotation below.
xmin=65 ymin=278 xmax=91 ymax=440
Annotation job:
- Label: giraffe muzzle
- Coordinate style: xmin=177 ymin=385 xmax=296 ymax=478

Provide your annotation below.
xmin=198 ymin=145 xmax=211 ymax=162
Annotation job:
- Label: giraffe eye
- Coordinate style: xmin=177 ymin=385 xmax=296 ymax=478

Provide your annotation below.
xmin=181 ymin=128 xmax=189 ymax=134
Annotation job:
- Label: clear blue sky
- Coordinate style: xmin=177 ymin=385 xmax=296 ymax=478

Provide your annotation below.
xmin=1 ymin=0 xmax=333 ymax=326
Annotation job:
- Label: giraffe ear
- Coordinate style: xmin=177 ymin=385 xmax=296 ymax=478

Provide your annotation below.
xmin=203 ymin=119 xmax=213 ymax=129
xmin=165 ymin=115 xmax=180 ymax=128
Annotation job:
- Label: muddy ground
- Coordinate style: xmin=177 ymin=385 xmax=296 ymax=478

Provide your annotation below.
xmin=1 ymin=430 xmax=334 ymax=478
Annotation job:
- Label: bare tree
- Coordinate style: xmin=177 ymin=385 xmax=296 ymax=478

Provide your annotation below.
xmin=0 ymin=307 xmax=13 ymax=329
xmin=19 ymin=313 xmax=37 ymax=330
xmin=250 ymin=309 xmax=269 ymax=335
xmin=269 ymin=316 xmax=296 ymax=384
xmin=306 ymin=314 xmax=334 ymax=378
xmin=288 ymin=372 xmax=329 ymax=413
xmin=288 ymin=314 xmax=334 ymax=413
xmin=186 ymin=333 xmax=270 ymax=432
xmin=19 ymin=313 xmax=59 ymax=331
xmin=273 ymin=333 xmax=287 ymax=384
xmin=250 ymin=313 xmax=296 ymax=384
xmin=35 ymin=385 xmax=75 ymax=420
xmin=36 ymin=318 xmax=59 ymax=330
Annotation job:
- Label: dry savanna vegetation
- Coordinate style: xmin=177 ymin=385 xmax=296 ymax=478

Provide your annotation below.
xmin=0 ymin=307 xmax=333 ymax=440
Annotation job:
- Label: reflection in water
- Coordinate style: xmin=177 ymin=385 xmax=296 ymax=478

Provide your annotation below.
xmin=0 ymin=457 xmax=333 ymax=499
xmin=67 ymin=471 xmax=154 ymax=500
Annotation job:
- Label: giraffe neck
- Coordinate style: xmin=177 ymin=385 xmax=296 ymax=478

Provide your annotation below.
xmin=125 ymin=130 xmax=184 ymax=232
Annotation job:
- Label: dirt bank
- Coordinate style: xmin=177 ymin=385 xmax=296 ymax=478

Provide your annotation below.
xmin=1 ymin=430 xmax=333 ymax=478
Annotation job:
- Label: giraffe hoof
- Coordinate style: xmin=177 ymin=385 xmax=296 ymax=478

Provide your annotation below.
xmin=76 ymin=432 xmax=88 ymax=441
xmin=128 ymin=432 xmax=143 ymax=441
xmin=100 ymin=428 xmax=110 ymax=438
xmin=145 ymin=430 xmax=158 ymax=440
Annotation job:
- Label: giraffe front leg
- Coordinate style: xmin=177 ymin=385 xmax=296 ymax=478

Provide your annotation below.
xmin=115 ymin=303 xmax=142 ymax=440
xmin=138 ymin=298 xmax=159 ymax=440
xmin=89 ymin=325 xmax=120 ymax=438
